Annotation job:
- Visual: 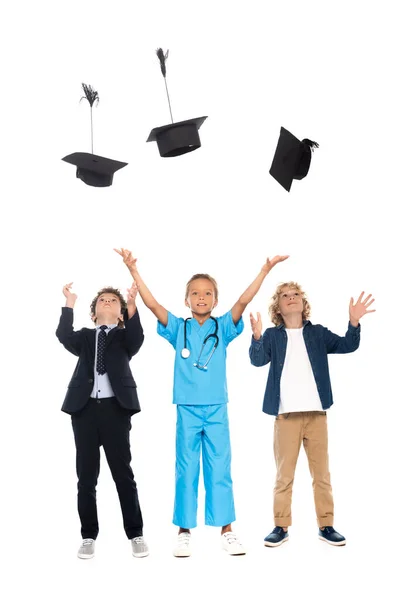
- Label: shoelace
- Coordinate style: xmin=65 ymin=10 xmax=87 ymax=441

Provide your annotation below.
xmin=82 ymin=539 xmax=94 ymax=546
xmin=223 ymin=533 xmax=241 ymax=545
xmin=132 ymin=536 xmax=144 ymax=544
xmin=177 ymin=534 xmax=191 ymax=546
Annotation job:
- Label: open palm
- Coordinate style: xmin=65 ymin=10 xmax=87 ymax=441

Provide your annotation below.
xmin=349 ymin=292 xmax=375 ymax=324
xmin=250 ymin=312 xmax=263 ymax=339
xmin=262 ymin=255 xmax=289 ymax=274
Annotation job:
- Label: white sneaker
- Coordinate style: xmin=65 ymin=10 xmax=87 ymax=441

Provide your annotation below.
xmin=221 ymin=532 xmax=246 ymax=555
xmin=131 ymin=536 xmax=150 ymax=558
xmin=173 ymin=532 xmax=191 ymax=557
xmin=77 ymin=538 xmax=95 ymax=559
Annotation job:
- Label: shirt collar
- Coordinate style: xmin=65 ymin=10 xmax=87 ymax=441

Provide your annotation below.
xmin=278 ymin=319 xmax=311 ymax=329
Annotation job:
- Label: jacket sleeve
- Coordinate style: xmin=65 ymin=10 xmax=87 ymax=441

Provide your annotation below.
xmin=249 ymin=329 xmax=272 ymax=366
xmin=55 ymin=307 xmax=84 ymax=356
xmin=322 ymin=322 xmax=361 ymax=354
xmin=124 ymin=310 xmax=144 ymax=359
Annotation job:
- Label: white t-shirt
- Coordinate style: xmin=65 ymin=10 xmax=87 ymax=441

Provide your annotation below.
xmin=279 ymin=327 xmax=323 ymax=414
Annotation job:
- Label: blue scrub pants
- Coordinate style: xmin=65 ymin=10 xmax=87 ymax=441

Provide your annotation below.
xmin=173 ymin=404 xmax=236 ymax=529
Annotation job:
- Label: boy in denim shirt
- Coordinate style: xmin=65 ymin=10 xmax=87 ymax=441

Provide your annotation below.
xmin=249 ymin=283 xmax=375 ymax=546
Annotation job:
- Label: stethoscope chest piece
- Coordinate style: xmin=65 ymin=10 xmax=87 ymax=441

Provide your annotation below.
xmin=181 ymin=348 xmax=191 ymax=359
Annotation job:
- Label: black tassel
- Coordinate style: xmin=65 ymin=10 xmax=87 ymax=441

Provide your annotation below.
xmin=302 ymin=139 xmax=319 ymax=151
xmin=156 ymin=48 xmax=169 ymax=78
xmin=80 ymin=83 xmax=99 ymax=107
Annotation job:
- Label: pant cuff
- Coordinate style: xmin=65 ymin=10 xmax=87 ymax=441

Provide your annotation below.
xmin=127 ymin=529 xmax=143 ymax=539
xmin=274 ymin=518 xmax=291 ymax=527
xmin=173 ymin=520 xmax=197 ymax=529
xmin=205 ymin=518 xmax=236 ymax=527
xmin=317 ymin=519 xmax=334 ymax=528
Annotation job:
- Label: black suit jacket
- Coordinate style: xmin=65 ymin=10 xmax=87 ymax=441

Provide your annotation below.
xmin=56 ymin=307 xmax=144 ymax=415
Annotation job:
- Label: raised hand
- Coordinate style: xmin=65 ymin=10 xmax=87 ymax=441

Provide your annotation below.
xmin=250 ymin=311 xmax=263 ymax=340
xmin=62 ymin=282 xmax=77 ymax=307
xmin=349 ymin=292 xmax=375 ymax=326
xmin=62 ymin=282 xmax=77 ymax=300
xmin=126 ymin=281 xmax=139 ymax=318
xmin=114 ymin=248 xmax=137 ymax=272
xmin=126 ymin=282 xmax=139 ymax=305
xmin=114 ymin=248 xmax=169 ymax=326
xmin=261 ymin=255 xmax=290 ymax=274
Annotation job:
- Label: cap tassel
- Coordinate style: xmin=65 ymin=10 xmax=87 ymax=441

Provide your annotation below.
xmin=156 ymin=47 xmax=173 ymax=123
xmin=302 ymin=139 xmax=319 ymax=152
xmin=80 ymin=83 xmax=99 ymax=154
xmin=156 ymin=47 xmax=169 ymax=77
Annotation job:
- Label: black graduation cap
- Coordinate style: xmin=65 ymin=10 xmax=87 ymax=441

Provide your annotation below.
xmin=269 ymin=127 xmax=319 ymax=192
xmin=147 ymin=48 xmax=208 ymax=157
xmin=62 ymin=84 xmax=128 ymax=187
xmin=62 ymin=152 xmax=128 ymax=187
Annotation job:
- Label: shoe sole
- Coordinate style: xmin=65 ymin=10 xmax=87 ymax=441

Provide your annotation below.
xmin=319 ymin=537 xmax=346 ymax=546
xmin=225 ymin=550 xmax=246 ymax=555
xmin=174 ymin=550 xmax=191 ymax=557
xmin=264 ymin=537 xmax=289 ymax=548
xmin=132 ymin=551 xmax=150 ymax=558
xmin=77 ymin=553 xmax=95 ymax=559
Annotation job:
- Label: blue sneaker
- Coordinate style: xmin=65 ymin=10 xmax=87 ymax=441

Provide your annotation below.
xmin=319 ymin=526 xmax=346 ymax=546
xmin=264 ymin=526 xmax=289 ymax=547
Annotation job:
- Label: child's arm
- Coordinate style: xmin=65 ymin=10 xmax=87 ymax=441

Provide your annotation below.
xmin=55 ymin=283 xmax=83 ymax=356
xmin=249 ymin=312 xmax=272 ymax=366
xmin=126 ymin=282 xmax=139 ymax=320
xmin=114 ymin=248 xmax=168 ymax=326
xmin=323 ymin=291 xmax=375 ymax=353
xmin=124 ymin=283 xmax=145 ymax=358
xmin=231 ymin=255 xmax=289 ymax=324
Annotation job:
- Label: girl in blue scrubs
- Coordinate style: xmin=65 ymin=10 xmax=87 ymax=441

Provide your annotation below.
xmin=115 ymin=248 xmax=288 ymax=556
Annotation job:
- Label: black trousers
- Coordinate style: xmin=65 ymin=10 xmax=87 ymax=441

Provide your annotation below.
xmin=71 ymin=397 xmax=143 ymax=540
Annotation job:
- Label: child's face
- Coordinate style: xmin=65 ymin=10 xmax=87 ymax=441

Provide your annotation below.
xmin=94 ymin=293 xmax=123 ymax=324
xmin=185 ymin=278 xmax=217 ymax=315
xmin=277 ymin=286 xmax=304 ymax=318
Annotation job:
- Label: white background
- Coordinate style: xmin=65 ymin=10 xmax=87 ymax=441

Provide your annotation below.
xmin=1 ymin=0 xmax=398 ymax=598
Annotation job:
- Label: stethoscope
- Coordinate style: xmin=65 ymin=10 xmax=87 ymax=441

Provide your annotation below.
xmin=181 ymin=317 xmax=219 ymax=370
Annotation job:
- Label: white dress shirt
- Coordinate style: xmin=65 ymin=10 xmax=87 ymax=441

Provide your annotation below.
xmin=90 ymin=324 xmax=118 ymax=399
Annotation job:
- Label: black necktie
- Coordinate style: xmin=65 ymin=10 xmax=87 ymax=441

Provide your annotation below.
xmin=96 ymin=325 xmax=108 ymax=375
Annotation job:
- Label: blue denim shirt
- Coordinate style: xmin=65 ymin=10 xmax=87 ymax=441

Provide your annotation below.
xmin=249 ymin=320 xmax=361 ymax=416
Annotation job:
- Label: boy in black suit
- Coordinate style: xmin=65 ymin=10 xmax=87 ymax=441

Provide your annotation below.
xmin=56 ymin=280 xmax=148 ymax=559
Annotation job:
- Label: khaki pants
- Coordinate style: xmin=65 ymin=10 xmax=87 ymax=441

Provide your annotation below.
xmin=273 ymin=411 xmax=334 ymax=528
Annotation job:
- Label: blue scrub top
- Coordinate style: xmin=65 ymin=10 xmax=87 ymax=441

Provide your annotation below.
xmin=157 ymin=311 xmax=244 ymax=405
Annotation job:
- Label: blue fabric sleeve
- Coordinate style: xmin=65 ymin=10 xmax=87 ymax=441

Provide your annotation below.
xmin=249 ymin=329 xmax=272 ymax=366
xmin=157 ymin=311 xmax=183 ymax=349
xmin=321 ymin=322 xmax=361 ymax=354
xmin=218 ymin=310 xmax=244 ymax=346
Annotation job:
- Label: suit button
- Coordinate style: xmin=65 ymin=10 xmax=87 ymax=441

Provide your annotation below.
xmin=97 ymin=399 xmax=101 ymax=404
xmin=88 ymin=379 xmax=93 ymax=383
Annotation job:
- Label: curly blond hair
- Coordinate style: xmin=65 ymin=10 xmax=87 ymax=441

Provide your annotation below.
xmin=90 ymin=286 xmax=127 ymax=329
xmin=269 ymin=282 xmax=311 ymax=326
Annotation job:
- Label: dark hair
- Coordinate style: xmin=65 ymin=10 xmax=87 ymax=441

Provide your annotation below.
xmin=90 ymin=287 xmax=127 ymax=329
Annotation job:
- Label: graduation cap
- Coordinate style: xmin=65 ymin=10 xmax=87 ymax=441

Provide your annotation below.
xmin=147 ymin=48 xmax=207 ymax=157
xmin=62 ymin=84 xmax=128 ymax=187
xmin=62 ymin=152 xmax=127 ymax=187
xmin=269 ymin=127 xmax=319 ymax=192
